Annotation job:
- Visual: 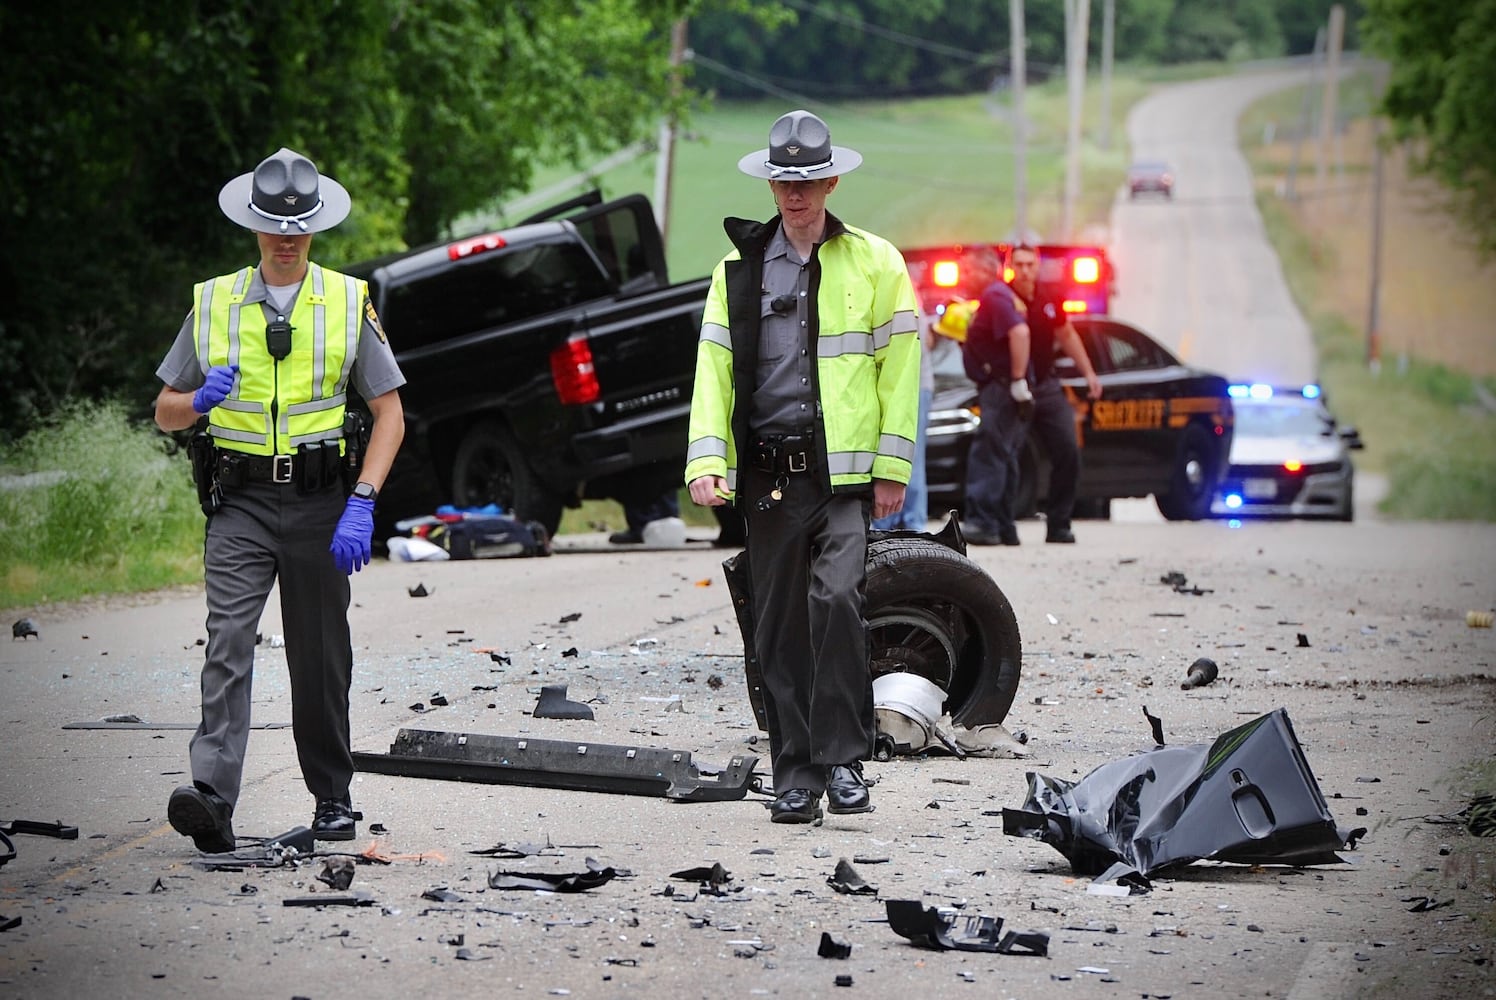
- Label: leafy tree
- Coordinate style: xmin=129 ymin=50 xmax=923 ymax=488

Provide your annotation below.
xmin=1363 ymin=0 xmax=1496 ymax=259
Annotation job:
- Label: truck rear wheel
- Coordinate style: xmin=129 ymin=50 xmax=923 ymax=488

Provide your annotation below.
xmin=451 ymin=421 xmax=563 ymax=537
xmin=865 ymin=535 xmax=1022 ymax=729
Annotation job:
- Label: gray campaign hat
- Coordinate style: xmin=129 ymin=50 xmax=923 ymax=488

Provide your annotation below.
xmin=737 ymin=109 xmax=862 ymax=180
xmin=218 ymin=147 xmax=351 ymax=234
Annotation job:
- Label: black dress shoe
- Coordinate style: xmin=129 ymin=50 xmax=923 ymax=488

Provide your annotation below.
xmin=769 ymin=788 xmax=822 ymax=824
xmin=312 ymin=796 xmax=362 ymax=841
xmin=168 ymin=784 xmax=236 ymax=854
xmin=1045 ymin=528 xmax=1076 ymax=544
xmin=963 ymin=528 xmax=1004 ymax=546
xmin=608 ymin=528 xmax=643 ymax=545
xmin=999 ymin=529 xmax=1021 ymax=546
xmin=826 ymin=763 xmax=873 ymax=814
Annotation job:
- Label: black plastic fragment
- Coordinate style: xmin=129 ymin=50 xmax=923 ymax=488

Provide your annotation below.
xmin=422 ymin=887 xmax=464 ymax=903
xmin=885 ymin=899 xmax=1004 ymax=952
xmin=407 ymin=583 xmax=430 ymax=597
xmin=827 ymin=858 xmax=877 ymax=895
xmin=317 ymin=857 xmax=355 ymax=890
xmin=283 ymin=891 xmax=376 ymax=907
xmin=1143 ymin=706 xmax=1165 ymax=747
xmin=0 ymin=820 xmax=79 ymax=840
xmin=533 ymin=683 xmax=595 ymax=721
xmin=996 ymin=929 xmax=1051 ymax=956
xmin=12 ymin=618 xmax=38 ymax=640
xmin=488 ymin=858 xmax=616 ymax=893
xmin=818 ymin=932 xmax=852 ymax=959
xmin=0 ymin=914 xmax=20 ymax=932
xmin=671 ymin=862 xmax=732 ymax=891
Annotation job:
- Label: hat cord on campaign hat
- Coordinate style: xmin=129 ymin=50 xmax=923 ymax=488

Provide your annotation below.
xmin=247 ymin=198 xmax=325 ymax=234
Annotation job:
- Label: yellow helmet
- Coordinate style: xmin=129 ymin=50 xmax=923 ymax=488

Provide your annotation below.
xmin=933 ymin=299 xmax=979 ymax=342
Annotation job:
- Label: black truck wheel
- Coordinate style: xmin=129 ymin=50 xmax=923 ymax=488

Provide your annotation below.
xmin=450 ymin=420 xmax=563 ymax=537
xmin=1155 ymin=423 xmax=1217 ymax=521
xmin=865 ymin=532 xmax=1023 ymax=729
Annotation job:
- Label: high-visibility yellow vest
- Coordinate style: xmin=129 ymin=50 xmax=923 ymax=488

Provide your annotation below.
xmin=192 ymin=263 xmax=364 ymax=456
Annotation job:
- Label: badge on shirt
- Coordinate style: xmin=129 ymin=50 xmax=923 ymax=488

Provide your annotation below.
xmin=365 ymin=299 xmax=387 ymax=343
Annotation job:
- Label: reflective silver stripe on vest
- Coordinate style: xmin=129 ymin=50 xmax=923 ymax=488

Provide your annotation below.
xmin=289 ymin=426 xmax=345 ymax=447
xmin=196 ymin=280 xmax=216 ymax=371
xmin=340 ymin=274 xmax=360 ymax=388
xmin=817 ymin=330 xmax=874 ymax=358
xmin=310 ymin=264 xmax=327 ymax=392
xmin=225 ymin=268 xmax=251 ymax=370
xmin=879 ymin=433 xmax=916 ymax=463
xmin=280 ymin=393 xmax=348 ymax=439
xmin=874 ymin=308 xmax=918 ymax=350
xmin=725 ymin=467 xmax=738 ymax=492
xmin=827 ymin=450 xmax=875 ymax=476
xmin=699 ymin=322 xmax=733 ymax=352
xmin=687 ymin=436 xmax=729 ymax=463
xmin=210 ymin=426 xmax=267 ymax=445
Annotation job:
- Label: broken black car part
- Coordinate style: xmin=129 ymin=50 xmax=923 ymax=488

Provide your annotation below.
xmin=1002 ymin=708 xmax=1366 ymax=883
xmin=354 ymin=730 xmax=759 ymax=802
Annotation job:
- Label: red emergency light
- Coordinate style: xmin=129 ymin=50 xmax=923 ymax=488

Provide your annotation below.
xmin=1071 ymin=256 xmax=1100 ymax=284
xmin=550 ymin=332 xmax=600 ymax=405
xmin=1061 ymin=300 xmax=1088 ymax=314
xmin=932 ymin=260 xmax=960 ymax=287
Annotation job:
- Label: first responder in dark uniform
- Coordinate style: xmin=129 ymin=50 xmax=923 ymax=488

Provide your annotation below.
xmin=685 ymin=111 xmax=921 ymax=824
xmin=153 ymin=148 xmax=406 ymax=853
xmin=962 ymin=245 xmax=1101 ymax=544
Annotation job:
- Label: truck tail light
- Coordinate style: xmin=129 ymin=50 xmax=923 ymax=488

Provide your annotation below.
xmin=1061 ymin=299 xmax=1087 ymax=314
xmin=448 ymin=233 xmax=507 ymax=260
xmin=1072 ymin=256 xmax=1100 ymax=284
xmin=550 ymin=333 xmax=600 ymax=405
xmin=932 ymin=260 xmax=960 ymax=287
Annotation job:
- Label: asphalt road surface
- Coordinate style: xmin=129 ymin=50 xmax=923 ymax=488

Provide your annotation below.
xmin=2 ymin=67 xmax=1493 ymax=1000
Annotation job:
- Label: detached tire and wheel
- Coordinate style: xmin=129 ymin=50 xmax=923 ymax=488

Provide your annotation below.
xmin=450 ymin=420 xmax=563 ymax=537
xmin=864 ymin=533 xmax=1023 ymax=729
xmin=1155 ymin=423 xmax=1218 ymax=521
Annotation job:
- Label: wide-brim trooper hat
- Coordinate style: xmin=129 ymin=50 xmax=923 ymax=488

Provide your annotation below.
xmin=737 ymin=109 xmax=862 ymax=181
xmin=218 ymin=147 xmax=351 ymax=234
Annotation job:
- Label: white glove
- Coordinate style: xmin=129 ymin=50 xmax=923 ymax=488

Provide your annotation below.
xmin=1009 ymin=378 xmax=1033 ymax=403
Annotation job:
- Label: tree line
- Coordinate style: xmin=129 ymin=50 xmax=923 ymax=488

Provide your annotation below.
xmin=3 ymin=0 xmax=1485 ymax=445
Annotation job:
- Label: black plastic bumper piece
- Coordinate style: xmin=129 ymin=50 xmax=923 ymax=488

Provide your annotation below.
xmin=353 ymin=729 xmax=760 ymax=803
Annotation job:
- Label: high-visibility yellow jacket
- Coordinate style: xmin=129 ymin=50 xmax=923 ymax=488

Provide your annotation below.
xmin=685 ymin=212 xmax=920 ymax=498
xmin=193 ymin=263 xmax=365 ymax=456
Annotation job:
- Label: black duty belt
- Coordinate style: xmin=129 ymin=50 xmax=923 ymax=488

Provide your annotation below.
xmin=220 ymin=452 xmax=297 ymax=483
xmin=751 ymin=432 xmax=814 ymax=475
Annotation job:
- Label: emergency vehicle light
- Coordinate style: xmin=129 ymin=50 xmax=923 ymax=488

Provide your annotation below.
xmin=550 ymin=332 xmax=600 ymax=405
xmin=1228 ymin=383 xmax=1275 ymax=399
xmin=1002 ymin=267 xmax=1015 ymax=283
xmin=1225 ymin=493 xmax=1244 ymax=509
xmin=1283 ymin=459 xmax=1303 ymax=473
xmin=1061 ymin=300 xmax=1087 ymax=314
xmin=1302 ymin=384 xmax=1321 ymax=399
xmin=449 ymin=233 xmax=507 ymax=260
xmin=1072 ymin=256 xmax=1101 ymax=284
xmin=932 ymin=261 xmax=960 ymax=287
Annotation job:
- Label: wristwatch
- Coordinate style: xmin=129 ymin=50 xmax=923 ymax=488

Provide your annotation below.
xmin=352 ymin=481 xmax=378 ymax=502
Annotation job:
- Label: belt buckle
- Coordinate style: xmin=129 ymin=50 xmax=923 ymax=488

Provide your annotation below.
xmin=272 ymin=454 xmax=294 ymax=483
xmin=786 ymin=451 xmax=807 ymax=473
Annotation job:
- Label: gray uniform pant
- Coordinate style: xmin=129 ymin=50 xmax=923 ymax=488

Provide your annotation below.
xmin=742 ymin=461 xmax=874 ymax=794
xmin=190 ymin=480 xmax=353 ymax=807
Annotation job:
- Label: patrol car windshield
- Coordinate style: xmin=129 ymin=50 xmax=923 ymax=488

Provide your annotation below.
xmin=1234 ymin=399 xmax=1334 ymax=437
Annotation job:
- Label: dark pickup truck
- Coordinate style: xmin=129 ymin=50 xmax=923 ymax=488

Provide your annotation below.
xmin=344 ymin=191 xmax=709 ymax=536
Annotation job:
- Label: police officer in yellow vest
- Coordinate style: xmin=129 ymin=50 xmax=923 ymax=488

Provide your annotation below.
xmin=153 ymin=148 xmax=406 ymax=853
xmin=686 ymin=111 xmax=921 ymax=824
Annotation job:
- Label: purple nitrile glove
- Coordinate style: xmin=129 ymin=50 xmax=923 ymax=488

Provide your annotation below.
xmin=192 ymin=365 xmax=239 ymax=414
xmin=330 ymin=496 xmax=376 ymax=574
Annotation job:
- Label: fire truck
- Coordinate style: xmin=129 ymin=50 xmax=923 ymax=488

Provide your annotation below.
xmin=901 ymin=242 xmax=1113 ymax=318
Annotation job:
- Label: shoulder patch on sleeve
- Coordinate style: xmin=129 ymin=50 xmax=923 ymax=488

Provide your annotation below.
xmin=364 ymin=299 xmax=387 ymax=343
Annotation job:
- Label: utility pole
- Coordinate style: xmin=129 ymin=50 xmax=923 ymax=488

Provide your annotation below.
xmin=1011 ymin=0 xmax=1027 ymax=240
xmin=1316 ymin=5 xmax=1344 ymax=196
xmin=1285 ymin=25 xmax=1325 ymax=201
xmin=1098 ymin=0 xmax=1114 ymax=151
xmin=1062 ymin=0 xmax=1090 ymax=241
xmin=652 ymin=18 xmax=689 ymax=244
xmin=1366 ymin=118 xmax=1384 ymax=373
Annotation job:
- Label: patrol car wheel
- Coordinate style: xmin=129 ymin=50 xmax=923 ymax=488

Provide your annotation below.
xmin=865 ymin=536 xmax=1022 ymax=728
xmin=451 ymin=420 xmax=563 ymax=536
xmin=1156 ymin=424 xmax=1217 ymax=521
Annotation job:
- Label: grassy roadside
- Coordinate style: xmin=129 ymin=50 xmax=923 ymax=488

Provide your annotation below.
xmin=1238 ymin=74 xmax=1496 ymax=520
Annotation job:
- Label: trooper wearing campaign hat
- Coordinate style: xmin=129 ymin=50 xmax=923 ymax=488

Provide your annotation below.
xmin=152 ymin=148 xmax=407 ymax=854
xmin=686 ymin=110 xmax=922 ymax=824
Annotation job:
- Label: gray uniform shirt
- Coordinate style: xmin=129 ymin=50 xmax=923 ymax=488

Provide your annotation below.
xmin=749 ymin=226 xmax=818 ymax=435
xmin=156 ymin=265 xmax=406 ymax=400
